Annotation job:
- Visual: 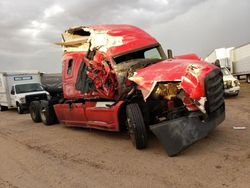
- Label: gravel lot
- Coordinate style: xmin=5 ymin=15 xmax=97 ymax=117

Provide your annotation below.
xmin=0 ymin=82 xmax=250 ymax=188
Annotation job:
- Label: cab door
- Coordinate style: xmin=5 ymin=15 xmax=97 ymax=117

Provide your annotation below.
xmin=10 ymin=86 xmax=16 ymax=107
xmin=62 ymin=52 xmax=86 ymax=99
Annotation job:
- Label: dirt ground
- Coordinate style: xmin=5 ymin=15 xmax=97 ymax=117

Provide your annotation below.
xmin=0 ymin=83 xmax=250 ymax=188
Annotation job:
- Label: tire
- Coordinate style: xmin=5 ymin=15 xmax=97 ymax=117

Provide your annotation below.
xmin=0 ymin=105 xmax=8 ymax=111
xmin=233 ymin=91 xmax=239 ymax=96
xmin=126 ymin=103 xmax=148 ymax=150
xmin=40 ymin=100 xmax=57 ymax=126
xmin=29 ymin=101 xmax=41 ymax=123
xmin=247 ymin=75 xmax=250 ymax=83
xmin=17 ymin=103 xmax=24 ymax=114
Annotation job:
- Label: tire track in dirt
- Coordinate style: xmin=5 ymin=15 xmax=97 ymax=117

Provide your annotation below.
xmin=0 ymin=177 xmax=19 ymax=188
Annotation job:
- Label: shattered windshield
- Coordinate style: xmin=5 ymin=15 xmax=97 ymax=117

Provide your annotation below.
xmin=113 ymin=46 xmax=165 ymax=64
xmin=15 ymin=83 xmax=44 ymax=94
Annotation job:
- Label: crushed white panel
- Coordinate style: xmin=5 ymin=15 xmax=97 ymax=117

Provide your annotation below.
xmin=196 ymin=97 xmax=207 ymax=114
xmin=95 ymin=101 xmax=115 ymax=108
xmin=86 ymin=28 xmax=123 ymax=53
xmin=233 ymin=126 xmax=246 ymax=130
xmin=58 ymin=27 xmax=124 ymax=53
xmin=143 ymin=81 xmax=157 ymax=100
xmin=62 ymin=43 xmax=89 ymax=52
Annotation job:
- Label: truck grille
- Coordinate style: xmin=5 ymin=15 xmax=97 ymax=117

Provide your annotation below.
xmin=25 ymin=93 xmax=47 ymax=105
xmin=205 ymin=69 xmax=225 ymax=114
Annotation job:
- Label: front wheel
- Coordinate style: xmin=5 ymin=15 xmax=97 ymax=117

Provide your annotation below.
xmin=29 ymin=101 xmax=41 ymax=123
xmin=40 ymin=100 xmax=57 ymax=126
xmin=247 ymin=75 xmax=250 ymax=83
xmin=17 ymin=103 xmax=24 ymax=114
xmin=126 ymin=103 xmax=148 ymax=150
xmin=0 ymin=105 xmax=8 ymax=111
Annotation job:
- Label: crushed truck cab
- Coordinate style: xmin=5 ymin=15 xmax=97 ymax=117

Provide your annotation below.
xmin=37 ymin=24 xmax=225 ymax=156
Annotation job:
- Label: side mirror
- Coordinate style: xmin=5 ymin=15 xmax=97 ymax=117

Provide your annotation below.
xmin=167 ymin=49 xmax=173 ymax=59
xmin=11 ymin=89 xmax=15 ymax=95
xmin=214 ymin=59 xmax=221 ymax=68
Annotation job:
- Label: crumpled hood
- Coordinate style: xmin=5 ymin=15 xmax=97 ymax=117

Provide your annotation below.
xmin=223 ymin=75 xmax=237 ymax=82
xmin=129 ymin=59 xmax=218 ymax=100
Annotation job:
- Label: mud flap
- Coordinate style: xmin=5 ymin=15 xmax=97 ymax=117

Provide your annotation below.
xmin=150 ymin=106 xmax=225 ymax=156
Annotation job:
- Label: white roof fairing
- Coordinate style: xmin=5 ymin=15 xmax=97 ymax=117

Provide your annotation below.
xmin=56 ymin=26 xmax=123 ymax=53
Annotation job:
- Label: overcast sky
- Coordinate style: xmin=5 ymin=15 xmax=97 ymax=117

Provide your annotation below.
xmin=0 ymin=0 xmax=249 ymax=73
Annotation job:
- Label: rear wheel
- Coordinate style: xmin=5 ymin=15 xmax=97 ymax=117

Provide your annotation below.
xmin=40 ymin=100 xmax=57 ymax=126
xmin=29 ymin=101 xmax=41 ymax=123
xmin=126 ymin=103 xmax=148 ymax=150
xmin=17 ymin=103 xmax=24 ymax=114
xmin=247 ymin=75 xmax=250 ymax=83
xmin=0 ymin=105 xmax=8 ymax=111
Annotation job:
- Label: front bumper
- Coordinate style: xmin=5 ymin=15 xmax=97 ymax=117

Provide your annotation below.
xmin=150 ymin=105 xmax=225 ymax=156
xmin=224 ymin=86 xmax=240 ymax=95
xmin=19 ymin=103 xmax=28 ymax=109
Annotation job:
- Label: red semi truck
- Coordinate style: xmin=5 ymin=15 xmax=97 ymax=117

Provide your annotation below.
xmin=29 ymin=25 xmax=225 ymax=156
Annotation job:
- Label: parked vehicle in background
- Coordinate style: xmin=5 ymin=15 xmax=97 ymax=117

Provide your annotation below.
xmin=29 ymin=24 xmax=225 ymax=156
xmin=230 ymin=43 xmax=250 ymax=83
xmin=205 ymin=42 xmax=250 ymax=83
xmin=41 ymin=73 xmax=62 ymax=95
xmin=221 ymin=67 xmax=240 ymax=96
xmin=205 ymin=48 xmax=233 ymax=69
xmin=0 ymin=71 xmax=50 ymax=113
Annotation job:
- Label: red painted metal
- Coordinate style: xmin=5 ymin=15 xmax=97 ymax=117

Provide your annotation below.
xmin=62 ymin=52 xmax=86 ymax=99
xmin=86 ymin=24 xmax=158 ymax=57
xmin=174 ymin=53 xmax=201 ymax=60
xmin=54 ymin=101 xmax=123 ymax=131
xmin=129 ymin=59 xmax=219 ymax=101
xmin=55 ymin=24 xmax=219 ymax=132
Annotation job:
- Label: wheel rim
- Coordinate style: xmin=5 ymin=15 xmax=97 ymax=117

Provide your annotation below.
xmin=17 ymin=105 xmax=20 ymax=113
xmin=40 ymin=107 xmax=46 ymax=122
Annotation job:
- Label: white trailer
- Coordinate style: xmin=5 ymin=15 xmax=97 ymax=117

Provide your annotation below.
xmin=205 ymin=47 xmax=233 ymax=68
xmin=205 ymin=43 xmax=250 ymax=83
xmin=230 ymin=43 xmax=250 ymax=83
xmin=0 ymin=71 xmax=49 ymax=113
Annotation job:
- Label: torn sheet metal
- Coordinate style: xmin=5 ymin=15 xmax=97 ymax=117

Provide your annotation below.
xmin=84 ymin=28 xmax=123 ymax=53
xmin=128 ymin=60 xmax=216 ymax=113
xmin=155 ymin=83 xmax=178 ymax=100
xmin=56 ymin=27 xmax=123 ymax=53
xmin=57 ymin=25 xmax=158 ymax=56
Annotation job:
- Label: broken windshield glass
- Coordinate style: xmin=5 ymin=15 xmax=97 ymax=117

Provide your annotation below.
xmin=113 ymin=45 xmax=165 ymax=64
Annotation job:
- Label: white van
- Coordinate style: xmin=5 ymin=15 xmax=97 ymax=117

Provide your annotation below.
xmin=0 ymin=71 xmax=50 ymax=113
xmin=221 ymin=67 xmax=240 ymax=96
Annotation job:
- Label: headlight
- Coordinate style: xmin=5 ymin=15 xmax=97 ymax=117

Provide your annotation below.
xmin=224 ymin=80 xmax=232 ymax=89
xmin=20 ymin=97 xmax=26 ymax=103
xmin=47 ymin=94 xmax=51 ymax=100
xmin=234 ymin=80 xmax=240 ymax=86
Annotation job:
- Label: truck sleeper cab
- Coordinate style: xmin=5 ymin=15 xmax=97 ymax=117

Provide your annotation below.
xmin=29 ymin=25 xmax=225 ymax=156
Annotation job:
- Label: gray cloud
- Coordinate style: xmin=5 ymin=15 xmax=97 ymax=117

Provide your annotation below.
xmin=0 ymin=0 xmax=249 ymax=72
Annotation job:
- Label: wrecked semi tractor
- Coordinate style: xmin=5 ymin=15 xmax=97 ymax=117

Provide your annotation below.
xmin=30 ymin=25 xmax=225 ymax=156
